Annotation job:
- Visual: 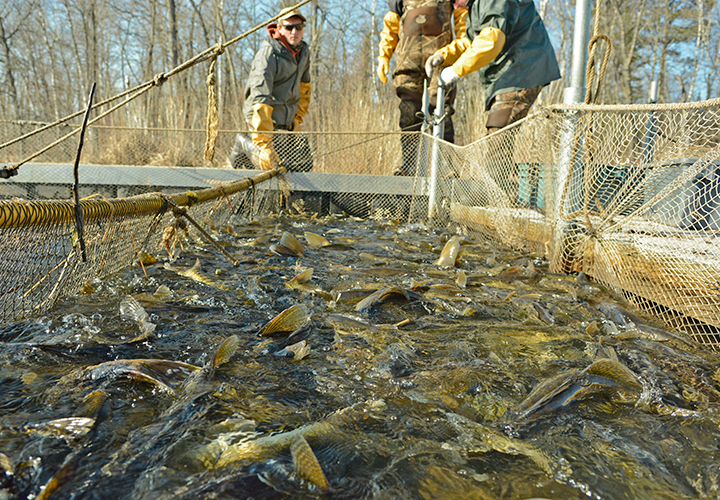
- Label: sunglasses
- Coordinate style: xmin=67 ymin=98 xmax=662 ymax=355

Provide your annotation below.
xmin=281 ymin=22 xmax=305 ymax=32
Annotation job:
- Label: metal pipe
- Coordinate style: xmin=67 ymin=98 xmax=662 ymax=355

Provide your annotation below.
xmin=428 ymin=78 xmax=446 ymax=219
xmin=551 ymin=0 xmax=592 ymax=273
xmin=564 ymin=0 xmax=592 ymax=105
xmin=421 ymin=79 xmax=431 ymax=134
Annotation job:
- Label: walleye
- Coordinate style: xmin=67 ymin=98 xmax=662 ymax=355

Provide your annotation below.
xmin=216 ymin=399 xmax=387 ymax=469
xmin=97 ymin=336 xmax=239 ymax=480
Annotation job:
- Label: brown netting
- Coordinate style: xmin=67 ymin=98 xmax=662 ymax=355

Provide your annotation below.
xmin=2 ymin=100 xmax=720 ymax=348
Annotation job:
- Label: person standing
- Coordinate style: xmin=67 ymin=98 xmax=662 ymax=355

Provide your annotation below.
xmin=233 ymin=7 xmax=312 ymax=171
xmin=425 ymin=0 xmax=560 ymax=135
xmin=424 ymin=0 xmax=560 ymax=203
xmin=377 ymin=0 xmax=468 ymax=176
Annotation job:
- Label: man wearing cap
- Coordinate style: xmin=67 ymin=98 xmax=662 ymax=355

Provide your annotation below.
xmin=376 ymin=0 xmax=468 ymax=176
xmin=241 ymin=7 xmax=312 ymax=171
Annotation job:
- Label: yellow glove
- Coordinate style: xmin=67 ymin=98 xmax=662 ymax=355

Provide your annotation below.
xmin=252 ymin=134 xmax=280 ymax=171
xmin=451 ymin=26 xmax=506 ymax=77
xmin=377 ymin=11 xmax=399 ymax=83
xmin=377 ymin=57 xmax=390 ymax=84
xmin=294 ymin=82 xmax=311 ymax=130
xmin=249 ymin=102 xmax=279 ymax=170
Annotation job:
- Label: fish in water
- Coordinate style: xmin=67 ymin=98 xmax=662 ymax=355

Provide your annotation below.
xmin=355 ymin=286 xmax=410 ymax=312
xmin=274 ymin=340 xmax=311 ymax=360
xmin=37 ymin=338 xmax=238 ymax=500
xmin=270 ymin=231 xmax=304 ymax=257
xmin=507 ymin=358 xmax=643 ymax=421
xmin=96 ymin=336 xmax=239 ymax=480
xmin=165 ymin=258 xmax=230 ymax=291
xmin=435 ymin=236 xmax=462 ymax=267
xmin=119 ymin=295 xmax=156 ymax=342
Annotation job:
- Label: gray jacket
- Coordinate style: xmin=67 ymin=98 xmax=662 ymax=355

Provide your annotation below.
xmin=243 ymin=35 xmax=311 ymax=129
xmin=466 ymin=0 xmax=560 ymax=109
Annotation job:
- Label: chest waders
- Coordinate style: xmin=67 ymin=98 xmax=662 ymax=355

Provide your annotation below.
xmin=393 ymin=0 xmax=455 ymax=176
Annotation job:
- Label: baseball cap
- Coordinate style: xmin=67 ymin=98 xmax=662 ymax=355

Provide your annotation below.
xmin=278 ymin=7 xmax=307 ymax=23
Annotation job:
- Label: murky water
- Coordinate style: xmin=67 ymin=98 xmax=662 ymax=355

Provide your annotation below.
xmin=2 ymin=212 xmax=719 ymax=500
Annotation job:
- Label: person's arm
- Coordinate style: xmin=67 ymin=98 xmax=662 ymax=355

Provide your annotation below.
xmin=453 ymin=7 xmax=468 ymax=40
xmin=246 ymin=49 xmax=280 ymax=169
xmin=449 ymin=26 xmax=505 ymax=77
xmin=433 ymin=36 xmax=471 ymax=68
xmin=377 ymin=11 xmax=400 ymax=83
xmin=247 ymin=47 xmax=277 ymax=132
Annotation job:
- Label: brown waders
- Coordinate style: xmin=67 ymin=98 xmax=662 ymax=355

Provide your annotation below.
xmin=393 ymin=0 xmax=456 ymax=176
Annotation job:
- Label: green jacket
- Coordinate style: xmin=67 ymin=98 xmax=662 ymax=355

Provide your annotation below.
xmin=466 ymin=0 xmax=560 ymax=109
xmin=243 ymin=33 xmax=311 ymax=129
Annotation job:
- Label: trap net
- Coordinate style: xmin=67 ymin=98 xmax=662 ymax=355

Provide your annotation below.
xmin=429 ymin=99 xmax=720 ymax=347
xmin=2 ymin=98 xmax=720 ymax=350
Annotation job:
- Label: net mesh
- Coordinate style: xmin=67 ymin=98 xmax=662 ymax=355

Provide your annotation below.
xmin=2 ymin=100 xmax=720 ymax=348
xmin=445 ymin=101 xmax=720 ymax=346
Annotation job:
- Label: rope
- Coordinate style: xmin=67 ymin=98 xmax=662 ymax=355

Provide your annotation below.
xmin=579 ymin=1 xmax=612 ymax=232
xmin=3 ymin=83 xmax=152 ymax=176
xmin=204 ymin=47 xmax=223 ymax=163
xmin=585 ymin=35 xmax=612 ymax=105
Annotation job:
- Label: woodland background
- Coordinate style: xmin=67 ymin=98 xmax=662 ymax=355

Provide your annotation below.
xmin=0 ymin=0 xmax=717 ymax=146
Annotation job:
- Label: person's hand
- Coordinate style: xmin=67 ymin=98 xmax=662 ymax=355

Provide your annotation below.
xmin=292 ymin=118 xmax=302 ymax=132
xmin=377 ymin=57 xmax=390 ymax=84
xmin=440 ymin=66 xmax=460 ymax=86
xmin=425 ymin=53 xmax=445 ymax=77
xmin=255 ymin=145 xmax=280 ymax=170
xmin=252 ymin=135 xmax=280 ymax=170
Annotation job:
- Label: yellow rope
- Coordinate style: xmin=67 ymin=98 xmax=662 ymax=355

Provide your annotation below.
xmin=0 ymin=168 xmax=284 ymax=229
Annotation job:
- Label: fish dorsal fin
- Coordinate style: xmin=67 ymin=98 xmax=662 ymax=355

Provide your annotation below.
xmin=259 ymin=304 xmax=310 ymax=336
xmin=290 ymin=435 xmax=329 ymax=490
xmin=213 ymin=335 xmax=239 ymax=370
xmin=581 ymin=358 xmax=642 ymax=392
xmin=188 ymin=258 xmax=202 ymax=275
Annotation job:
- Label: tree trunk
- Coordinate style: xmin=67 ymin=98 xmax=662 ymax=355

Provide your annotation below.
xmin=0 ymin=17 xmax=19 ymax=116
xmin=168 ymin=0 xmax=179 ymax=69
